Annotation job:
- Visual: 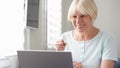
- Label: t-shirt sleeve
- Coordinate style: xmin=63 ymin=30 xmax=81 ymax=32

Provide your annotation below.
xmin=102 ymin=33 xmax=118 ymax=61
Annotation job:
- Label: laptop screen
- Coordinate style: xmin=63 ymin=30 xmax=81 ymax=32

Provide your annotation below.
xmin=17 ymin=50 xmax=73 ymax=68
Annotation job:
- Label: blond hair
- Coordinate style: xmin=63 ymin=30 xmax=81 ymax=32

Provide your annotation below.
xmin=68 ymin=0 xmax=97 ymax=22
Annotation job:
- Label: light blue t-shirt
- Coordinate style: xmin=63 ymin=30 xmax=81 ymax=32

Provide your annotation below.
xmin=59 ymin=30 xmax=118 ymax=68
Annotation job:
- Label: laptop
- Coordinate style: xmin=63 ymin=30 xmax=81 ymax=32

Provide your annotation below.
xmin=17 ymin=50 xmax=73 ymax=68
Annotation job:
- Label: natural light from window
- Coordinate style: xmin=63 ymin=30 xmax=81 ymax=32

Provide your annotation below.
xmin=0 ymin=0 xmax=25 ymax=56
xmin=47 ymin=0 xmax=62 ymax=48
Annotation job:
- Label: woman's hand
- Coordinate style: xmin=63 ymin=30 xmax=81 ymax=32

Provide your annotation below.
xmin=55 ymin=40 xmax=66 ymax=51
xmin=73 ymin=62 xmax=83 ymax=68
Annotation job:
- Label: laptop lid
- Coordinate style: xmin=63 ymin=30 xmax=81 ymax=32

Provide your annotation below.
xmin=17 ymin=50 xmax=73 ymax=68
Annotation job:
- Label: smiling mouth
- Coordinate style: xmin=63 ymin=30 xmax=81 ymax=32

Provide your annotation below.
xmin=77 ymin=24 xmax=86 ymax=28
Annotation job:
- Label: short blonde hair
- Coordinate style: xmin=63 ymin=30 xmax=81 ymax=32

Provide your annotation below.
xmin=68 ymin=0 xmax=97 ymax=22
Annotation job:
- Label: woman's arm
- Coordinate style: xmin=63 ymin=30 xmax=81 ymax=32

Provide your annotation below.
xmin=100 ymin=60 xmax=115 ymax=68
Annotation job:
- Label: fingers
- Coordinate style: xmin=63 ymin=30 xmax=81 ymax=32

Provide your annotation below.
xmin=73 ymin=62 xmax=83 ymax=68
xmin=56 ymin=40 xmax=66 ymax=46
xmin=55 ymin=40 xmax=66 ymax=51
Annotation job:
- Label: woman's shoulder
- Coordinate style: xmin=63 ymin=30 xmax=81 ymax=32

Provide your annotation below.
xmin=99 ymin=30 xmax=115 ymax=40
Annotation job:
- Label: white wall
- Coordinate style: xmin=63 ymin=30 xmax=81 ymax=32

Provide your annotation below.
xmin=94 ymin=0 xmax=120 ymax=57
xmin=62 ymin=0 xmax=73 ymax=33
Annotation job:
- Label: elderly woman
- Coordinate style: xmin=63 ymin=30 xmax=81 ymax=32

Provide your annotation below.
xmin=55 ymin=0 xmax=118 ymax=68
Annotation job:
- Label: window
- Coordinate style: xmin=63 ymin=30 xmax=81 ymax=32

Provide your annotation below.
xmin=0 ymin=0 xmax=25 ymax=56
xmin=47 ymin=0 xmax=62 ymax=49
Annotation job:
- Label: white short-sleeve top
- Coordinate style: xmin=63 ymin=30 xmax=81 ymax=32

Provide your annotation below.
xmin=59 ymin=30 xmax=118 ymax=68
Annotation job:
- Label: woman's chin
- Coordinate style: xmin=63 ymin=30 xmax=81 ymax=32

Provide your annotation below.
xmin=76 ymin=29 xmax=86 ymax=33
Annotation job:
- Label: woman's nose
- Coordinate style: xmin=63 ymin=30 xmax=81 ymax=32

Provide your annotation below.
xmin=76 ymin=17 xmax=82 ymax=24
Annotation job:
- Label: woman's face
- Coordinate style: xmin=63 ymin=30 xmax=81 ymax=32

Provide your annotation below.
xmin=71 ymin=10 xmax=93 ymax=33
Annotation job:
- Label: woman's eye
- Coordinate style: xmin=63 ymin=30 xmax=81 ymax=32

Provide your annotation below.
xmin=81 ymin=15 xmax=85 ymax=17
xmin=73 ymin=16 xmax=77 ymax=18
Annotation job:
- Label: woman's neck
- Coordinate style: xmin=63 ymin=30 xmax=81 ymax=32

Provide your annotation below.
xmin=73 ymin=27 xmax=99 ymax=41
